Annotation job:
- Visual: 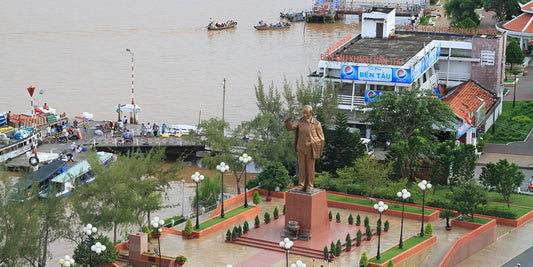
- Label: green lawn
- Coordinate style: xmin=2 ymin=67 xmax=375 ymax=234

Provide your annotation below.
xmin=459 ymin=215 xmax=491 ymax=224
xmin=194 ymin=206 xmax=254 ymax=231
xmin=369 ymin=235 xmax=432 ymax=264
xmin=487 ymin=191 xmax=533 ymax=208
xmin=327 ymin=194 xmax=436 ymax=215
xmin=485 ymin=100 xmax=533 ymax=144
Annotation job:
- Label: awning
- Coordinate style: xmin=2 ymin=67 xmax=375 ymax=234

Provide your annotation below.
xmin=115 ymin=104 xmax=142 ymax=113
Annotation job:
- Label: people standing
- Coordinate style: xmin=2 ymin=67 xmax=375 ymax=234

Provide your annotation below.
xmin=141 ymin=123 xmax=147 ymax=137
xmin=161 ymin=122 xmax=167 ymax=135
xmin=146 ymin=123 xmax=152 ymax=137
xmin=153 ymin=123 xmax=159 ymax=137
xmin=6 ymin=111 xmax=11 ymax=126
xmin=123 ymin=115 xmax=127 ymax=125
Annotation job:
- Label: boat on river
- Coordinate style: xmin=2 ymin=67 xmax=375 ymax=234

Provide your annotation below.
xmin=207 ymin=20 xmax=237 ymax=30
xmin=280 ymin=11 xmax=305 ymax=22
xmin=254 ymin=21 xmax=291 ymax=30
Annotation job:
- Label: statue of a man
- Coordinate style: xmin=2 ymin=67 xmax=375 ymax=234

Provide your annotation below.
xmin=284 ymin=105 xmax=325 ymax=193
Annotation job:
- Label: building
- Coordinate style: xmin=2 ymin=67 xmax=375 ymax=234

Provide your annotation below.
xmin=497 ymin=0 xmax=533 ymax=51
xmin=311 ymin=8 xmax=506 ymax=143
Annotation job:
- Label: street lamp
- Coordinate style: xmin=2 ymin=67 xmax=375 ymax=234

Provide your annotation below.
xmin=222 ymin=78 xmax=226 ymax=123
xmin=151 ymin=216 xmax=165 ymax=267
xmin=373 ymin=201 xmax=388 ymax=260
xmin=290 ymin=260 xmax=307 ymax=267
xmin=279 ymin=237 xmax=294 ymax=267
xmin=191 ymin=172 xmax=204 ymax=229
xmin=513 ymin=71 xmax=518 ymax=108
xmin=181 ymin=179 xmax=186 ymax=216
xmin=91 ymin=242 xmax=107 ymax=267
xmin=59 ymin=255 xmax=75 ymax=267
xmin=397 ymin=189 xmax=411 ymax=249
xmin=216 ymin=162 xmax=230 ymax=218
xmin=125 ymin=48 xmax=136 ymax=124
xmin=239 ymin=153 xmax=253 ymax=208
xmin=418 ymin=180 xmax=432 ymax=237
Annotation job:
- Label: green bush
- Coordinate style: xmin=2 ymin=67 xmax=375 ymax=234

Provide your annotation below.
xmin=254 ymin=215 xmax=260 ymax=226
xmin=336 ymin=212 xmax=341 ymax=222
xmin=387 ymin=260 xmax=394 ymax=267
xmin=330 ymin=242 xmax=336 ymax=256
xmin=274 ymin=207 xmax=279 ymax=218
xmin=512 ymin=115 xmax=532 ymax=123
xmin=252 ymin=191 xmax=261 ymax=205
xmin=246 ymin=178 xmax=260 ymax=189
xmin=329 ymin=210 xmax=332 ymax=220
xmin=348 ymin=214 xmax=354 ymax=224
xmin=360 ymin=251 xmax=368 ymax=267
xmin=237 ymin=225 xmax=242 ymax=235
xmin=356 ymin=214 xmax=361 ymax=225
xmin=479 ymin=205 xmax=518 ymax=219
xmin=231 ymin=228 xmax=237 ymax=239
xmin=356 ymin=230 xmax=362 ymax=245
xmin=226 ymin=229 xmax=231 ymax=239
xmin=283 ymin=204 xmax=286 ymax=214
xmin=243 ymin=221 xmax=249 ymax=233
xmin=366 ymin=225 xmax=372 ymax=239
xmin=184 ymin=218 xmax=193 ymax=236
xmin=424 ymin=221 xmax=433 ymax=235
xmin=336 ymin=240 xmax=342 ymax=255
xmin=142 ymin=225 xmax=152 ymax=241
xmin=323 ymin=246 xmax=329 ymax=258
xmin=346 ymin=233 xmax=352 ymax=249
xmin=364 ymin=216 xmax=369 ymax=227
xmin=264 ymin=212 xmax=271 ymax=223
xmin=384 ymin=220 xmax=390 ymax=230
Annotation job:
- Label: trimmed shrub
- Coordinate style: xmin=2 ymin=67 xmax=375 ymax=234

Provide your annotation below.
xmin=274 ymin=207 xmax=279 ymax=218
xmin=348 ymin=214 xmax=354 ymax=224
xmin=237 ymin=225 xmax=242 ymax=235
xmin=360 ymin=251 xmax=368 ymax=267
xmin=356 ymin=230 xmax=362 ymax=245
xmin=329 ymin=210 xmax=333 ymax=220
xmin=264 ymin=212 xmax=271 ymax=223
xmin=336 ymin=240 xmax=342 ymax=255
xmin=323 ymin=246 xmax=329 ymax=258
xmin=254 ymin=215 xmax=260 ymax=227
xmin=356 ymin=214 xmax=361 ymax=225
xmin=387 ymin=260 xmax=394 ymax=267
xmin=336 ymin=212 xmax=341 ymax=222
xmin=424 ymin=221 xmax=433 ymax=235
xmin=226 ymin=229 xmax=231 ymax=240
xmin=231 ymin=228 xmax=237 ymax=239
xmin=366 ymin=225 xmax=372 ymax=240
xmin=243 ymin=221 xmax=249 ymax=233
xmin=345 ymin=233 xmax=352 ymax=250
xmin=283 ymin=204 xmax=286 ymax=214
xmin=330 ymin=242 xmax=336 ymax=257
xmin=184 ymin=218 xmax=193 ymax=236
xmin=252 ymin=191 xmax=261 ymax=205
xmin=384 ymin=220 xmax=390 ymax=231
xmin=364 ymin=216 xmax=369 ymax=227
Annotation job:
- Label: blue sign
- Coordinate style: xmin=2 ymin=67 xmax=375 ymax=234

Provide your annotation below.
xmin=411 ymin=43 xmax=441 ymax=81
xmin=341 ymin=65 xmax=412 ymax=84
xmin=365 ymin=90 xmax=381 ymax=102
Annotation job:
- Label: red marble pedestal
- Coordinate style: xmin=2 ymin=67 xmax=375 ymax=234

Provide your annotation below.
xmin=285 ymin=189 xmax=330 ymax=239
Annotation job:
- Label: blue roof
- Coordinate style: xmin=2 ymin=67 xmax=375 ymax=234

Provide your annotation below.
xmin=50 ymin=152 xmax=115 ymax=183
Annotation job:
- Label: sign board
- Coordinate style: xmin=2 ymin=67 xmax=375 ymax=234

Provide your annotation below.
xmin=411 ymin=44 xmax=441 ymax=81
xmin=340 ymin=65 xmax=412 ymax=83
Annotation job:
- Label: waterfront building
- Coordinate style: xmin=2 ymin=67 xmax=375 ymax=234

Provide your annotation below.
xmin=311 ymin=8 xmax=506 ymax=145
xmin=497 ymin=0 xmax=533 ymax=52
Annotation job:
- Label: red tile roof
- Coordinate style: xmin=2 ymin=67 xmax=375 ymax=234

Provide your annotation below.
xmin=503 ymin=13 xmax=533 ymax=32
xmin=442 ymin=80 xmax=495 ymax=126
xmin=521 ymin=1 xmax=533 ymax=13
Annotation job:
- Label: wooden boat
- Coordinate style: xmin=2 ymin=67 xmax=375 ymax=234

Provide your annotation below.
xmin=254 ymin=22 xmax=291 ymax=30
xmin=12 ymin=159 xmax=65 ymax=199
xmin=280 ymin=11 xmax=305 ymax=22
xmin=207 ymin=20 xmax=237 ymax=30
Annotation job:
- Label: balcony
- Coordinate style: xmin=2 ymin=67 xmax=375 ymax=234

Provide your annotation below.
xmin=338 ymin=95 xmax=366 ymax=110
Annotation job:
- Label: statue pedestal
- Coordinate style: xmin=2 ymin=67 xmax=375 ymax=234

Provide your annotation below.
xmin=285 ymin=189 xmax=329 ymax=240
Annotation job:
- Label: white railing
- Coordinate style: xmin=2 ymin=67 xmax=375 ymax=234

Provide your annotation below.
xmin=436 ymin=72 xmax=470 ymax=82
xmin=338 ymin=95 xmax=365 ymax=109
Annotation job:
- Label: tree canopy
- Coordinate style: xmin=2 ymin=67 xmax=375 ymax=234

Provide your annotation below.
xmin=482 ymin=0 xmax=521 ymax=21
xmin=506 ymin=39 xmax=525 ymax=69
xmin=444 ymin=0 xmax=481 ymax=26
xmin=480 ymin=159 xmax=525 ymax=208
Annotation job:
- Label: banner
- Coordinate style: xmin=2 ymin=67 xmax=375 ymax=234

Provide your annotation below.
xmin=341 ymin=65 xmax=412 ymax=84
xmin=365 ymin=90 xmax=381 ymax=102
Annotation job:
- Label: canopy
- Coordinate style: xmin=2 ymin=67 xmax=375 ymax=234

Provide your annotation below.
xmin=115 ymin=104 xmax=142 ymax=113
xmin=15 ymin=159 xmax=65 ymax=190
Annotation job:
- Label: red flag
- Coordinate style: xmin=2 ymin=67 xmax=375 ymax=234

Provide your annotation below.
xmin=27 ymin=86 xmax=35 ymax=97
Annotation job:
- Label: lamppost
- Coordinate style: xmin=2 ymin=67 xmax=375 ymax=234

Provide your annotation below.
xmin=397 ymin=189 xmax=411 ymax=249
xmin=513 ymin=71 xmax=518 ymax=108
xmin=373 ymin=201 xmax=388 ymax=260
xmin=418 ymin=180 xmax=432 ymax=237
xmin=90 ymin=242 xmax=107 ymax=267
xmin=181 ymin=179 xmax=186 ymax=216
xmin=222 ymin=78 xmax=226 ymax=123
xmin=125 ymin=48 xmax=136 ymax=124
xmin=151 ymin=216 xmax=165 ymax=267
xmin=82 ymin=223 xmax=97 ymax=266
xmin=239 ymin=153 xmax=252 ymax=208
xmin=216 ymin=162 xmax=230 ymax=218
xmin=279 ymin=237 xmax=294 ymax=267
xmin=191 ymin=172 xmax=204 ymax=229
xmin=59 ymin=255 xmax=75 ymax=267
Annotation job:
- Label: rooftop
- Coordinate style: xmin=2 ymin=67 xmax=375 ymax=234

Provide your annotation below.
xmin=442 ymin=80 xmax=496 ymax=126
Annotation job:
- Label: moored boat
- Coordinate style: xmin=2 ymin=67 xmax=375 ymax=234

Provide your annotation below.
xmin=207 ymin=20 xmax=237 ymax=30
xmin=254 ymin=21 xmax=291 ymax=30
xmin=280 ymin=11 xmax=305 ymax=22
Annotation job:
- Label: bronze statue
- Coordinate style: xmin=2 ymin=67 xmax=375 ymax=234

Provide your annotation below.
xmin=284 ymin=105 xmax=325 ymax=193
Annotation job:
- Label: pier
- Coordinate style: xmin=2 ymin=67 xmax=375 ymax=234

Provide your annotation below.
xmin=306 ymin=1 xmax=421 ymax=23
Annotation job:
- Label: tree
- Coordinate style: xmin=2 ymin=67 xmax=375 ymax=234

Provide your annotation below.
xmin=360 ymin=251 xmax=369 ymax=267
xmin=451 ymin=180 xmax=488 ymax=220
xmin=73 ymin=235 xmax=119 ymax=267
xmin=482 ymin=0 xmax=521 ymax=21
xmin=431 ymin=140 xmax=455 ymax=187
xmin=255 ymin=162 xmax=291 ymax=197
xmin=194 ymin=174 xmax=222 ymax=207
xmin=386 ymin=129 xmax=429 ymax=181
xmin=252 ymin=191 xmax=261 ymax=205
xmin=480 ymin=159 xmax=525 ymax=209
xmin=318 ymin=112 xmax=365 ymax=173
xmin=506 ymin=39 xmax=525 ymax=70
xmin=449 ymin=144 xmax=477 ymax=192
xmin=349 ymin=155 xmax=392 ymax=198
xmin=444 ymin=0 xmax=480 ymax=26
xmin=362 ymin=86 xmax=455 ymax=142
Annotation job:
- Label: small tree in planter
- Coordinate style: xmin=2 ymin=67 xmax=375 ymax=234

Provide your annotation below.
xmin=233 ymin=226 xmax=239 ymax=237
xmin=252 ymin=191 xmax=261 ymax=205
xmin=243 ymin=221 xmax=249 ymax=233
xmin=329 ymin=211 xmax=332 ymax=221
xmin=356 ymin=214 xmax=361 ymax=226
xmin=366 ymin=225 xmax=372 ymax=240
xmin=364 ymin=216 xmax=369 ymax=228
xmin=336 ymin=212 xmax=341 ymax=223
xmin=273 ymin=207 xmax=279 ymax=219
xmin=184 ymin=218 xmax=194 ymax=239
xmin=345 ymin=233 xmax=352 ymax=251
xmin=176 ymin=255 xmax=187 ymax=266
xmin=387 ymin=260 xmax=394 ymax=267
xmin=335 ymin=240 xmax=342 ymax=256
xmin=237 ymin=225 xmax=243 ymax=237
xmin=264 ymin=212 xmax=271 ymax=224
xmin=330 ymin=242 xmax=336 ymax=258
xmin=356 ymin=230 xmax=362 ymax=246
xmin=360 ymin=251 xmax=368 ymax=267
xmin=283 ymin=204 xmax=286 ymax=215
xmin=254 ymin=215 xmax=260 ymax=228
xmin=231 ymin=228 xmax=238 ymax=241
xmin=256 ymin=162 xmax=291 ymax=201
xmin=439 ymin=210 xmax=453 ymax=230
xmin=323 ymin=246 xmax=329 ymax=260
xmin=424 ymin=221 xmax=433 ymax=236
xmin=225 ymin=229 xmax=231 ymax=242
xmin=384 ymin=220 xmax=390 ymax=232
xmin=348 ymin=214 xmax=354 ymax=225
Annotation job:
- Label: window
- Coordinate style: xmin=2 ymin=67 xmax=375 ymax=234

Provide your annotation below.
xmin=481 ymin=50 xmax=495 ymax=66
